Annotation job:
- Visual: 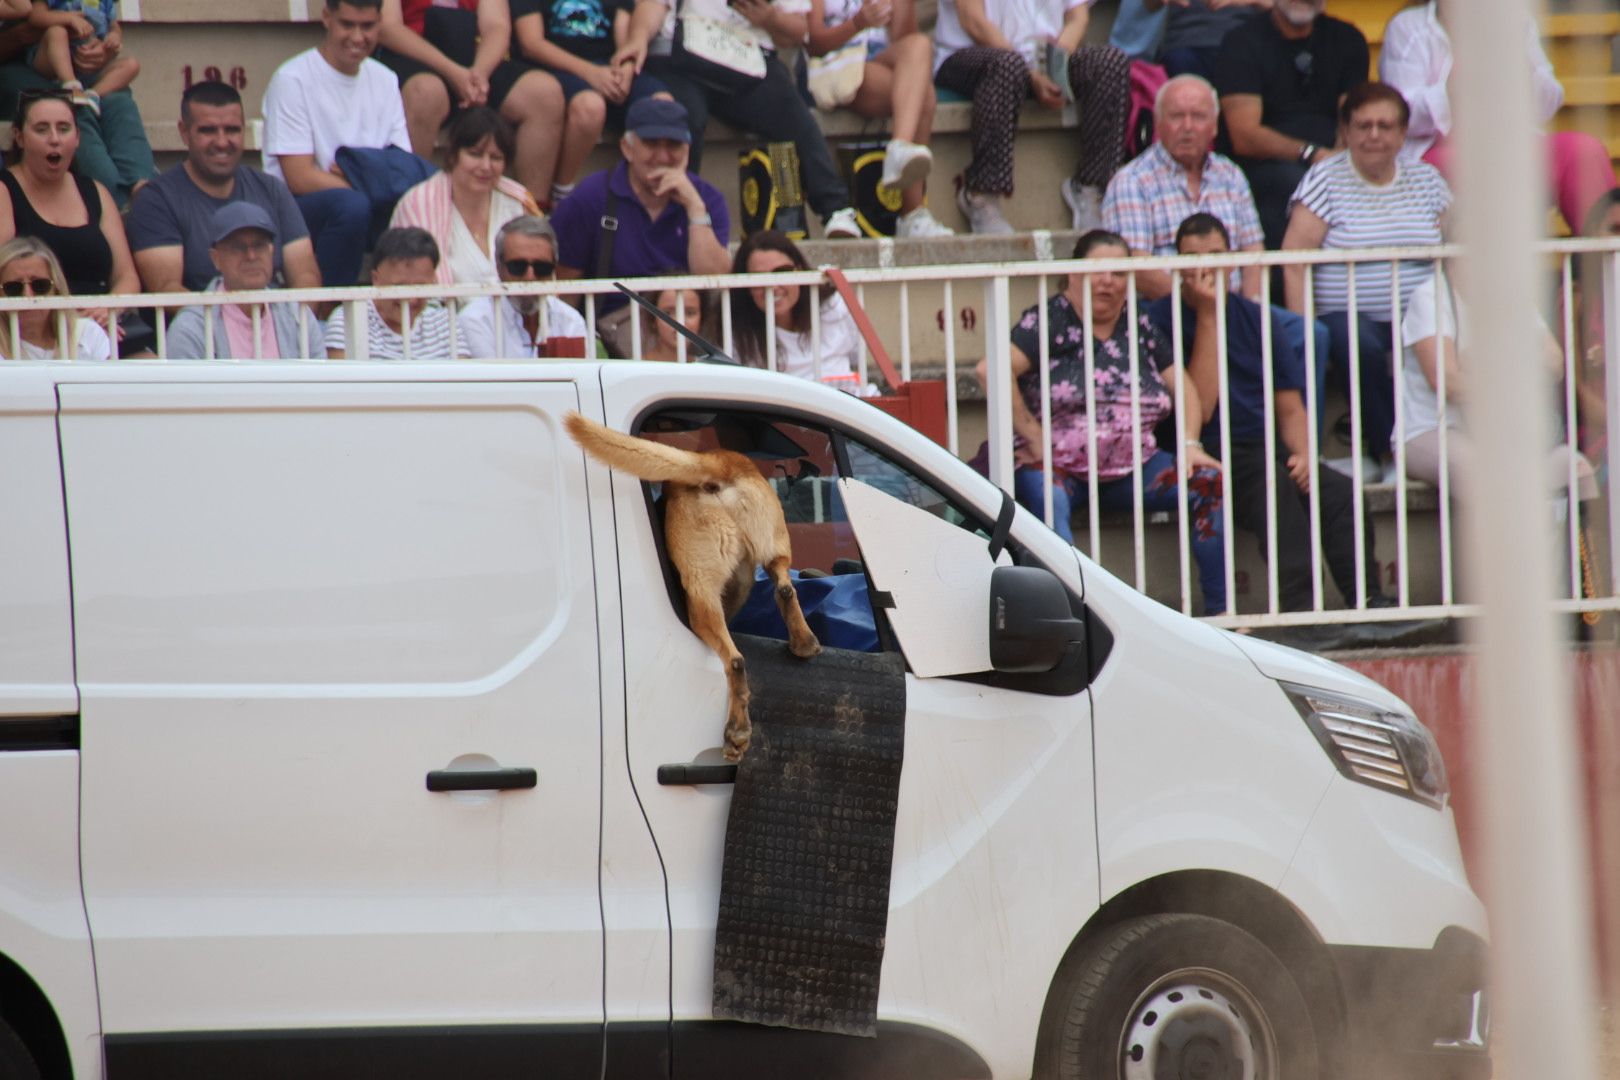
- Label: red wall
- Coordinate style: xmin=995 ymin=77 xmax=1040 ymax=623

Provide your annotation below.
xmin=1342 ymin=647 xmax=1620 ymax=983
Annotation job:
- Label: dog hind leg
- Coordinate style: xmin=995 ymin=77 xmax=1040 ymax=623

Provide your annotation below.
xmin=687 ymin=593 xmax=754 ymax=761
xmin=766 ymin=555 xmax=822 ymax=659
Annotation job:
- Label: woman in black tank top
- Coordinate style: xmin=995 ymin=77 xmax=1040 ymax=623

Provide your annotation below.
xmin=0 ymin=93 xmax=140 ymax=321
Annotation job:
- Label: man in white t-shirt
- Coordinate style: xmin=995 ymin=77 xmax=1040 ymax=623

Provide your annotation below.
xmin=262 ymin=0 xmax=414 ymax=286
xmin=461 ymin=216 xmax=591 ymax=358
xmin=324 ymin=227 xmax=471 ymax=360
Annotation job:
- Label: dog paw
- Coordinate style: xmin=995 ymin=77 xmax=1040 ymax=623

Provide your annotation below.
xmin=724 ymin=715 xmax=751 ymax=761
xmin=790 ymin=632 xmax=822 ymax=659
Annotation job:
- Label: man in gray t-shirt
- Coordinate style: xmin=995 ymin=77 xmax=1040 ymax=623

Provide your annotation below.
xmin=126 ymin=80 xmax=320 ymax=293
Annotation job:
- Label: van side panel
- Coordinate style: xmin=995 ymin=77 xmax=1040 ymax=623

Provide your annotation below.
xmin=0 ymin=384 xmax=100 ymax=1079
xmin=0 ymin=386 xmax=76 ymax=714
xmin=58 ymin=382 xmax=605 ymax=1060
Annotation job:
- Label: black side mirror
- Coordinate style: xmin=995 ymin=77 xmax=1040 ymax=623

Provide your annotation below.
xmin=989 ymin=565 xmax=1086 ymax=674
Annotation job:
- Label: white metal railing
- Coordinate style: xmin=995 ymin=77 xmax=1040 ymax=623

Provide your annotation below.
xmin=5 ymin=238 xmax=1617 ymax=628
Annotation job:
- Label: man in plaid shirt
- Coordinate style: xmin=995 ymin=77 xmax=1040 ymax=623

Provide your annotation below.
xmin=1104 ymin=73 xmax=1329 ymax=422
xmin=1103 ymin=74 xmax=1263 ymax=301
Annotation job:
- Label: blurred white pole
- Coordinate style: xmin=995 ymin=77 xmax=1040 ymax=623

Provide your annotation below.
xmin=1452 ymin=1 xmax=1598 ymax=1076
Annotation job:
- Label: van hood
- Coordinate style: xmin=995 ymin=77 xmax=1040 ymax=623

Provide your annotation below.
xmin=1222 ymin=631 xmax=1412 ymax=713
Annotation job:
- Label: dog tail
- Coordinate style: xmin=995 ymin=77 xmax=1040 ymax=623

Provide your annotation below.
xmin=564 ymin=412 xmax=720 ymax=487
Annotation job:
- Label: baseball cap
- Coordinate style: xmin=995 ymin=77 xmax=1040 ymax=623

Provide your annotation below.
xmin=625 ymin=98 xmax=691 ymax=144
xmin=209 ymin=202 xmax=277 ymax=246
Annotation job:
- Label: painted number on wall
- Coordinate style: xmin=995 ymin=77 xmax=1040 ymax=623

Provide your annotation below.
xmin=935 ymin=307 xmax=977 ymax=332
xmin=181 ymin=66 xmax=249 ymax=91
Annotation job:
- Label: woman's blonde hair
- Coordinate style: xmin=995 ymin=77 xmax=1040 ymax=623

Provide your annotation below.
xmin=0 ymin=236 xmax=72 ymax=359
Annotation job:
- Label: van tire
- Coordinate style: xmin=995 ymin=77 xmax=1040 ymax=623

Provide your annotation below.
xmin=1035 ymin=913 xmax=1319 ymax=1080
xmin=0 ymin=1017 xmax=42 ymax=1080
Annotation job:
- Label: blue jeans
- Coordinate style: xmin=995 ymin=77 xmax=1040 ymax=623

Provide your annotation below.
xmin=1320 ymin=312 xmax=1395 ymax=459
xmin=294 ymin=187 xmax=373 ymax=287
xmin=1015 ymin=448 xmax=1228 ymax=615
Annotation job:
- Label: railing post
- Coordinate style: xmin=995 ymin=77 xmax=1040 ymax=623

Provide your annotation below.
xmin=983 ymin=274 xmax=1015 ymax=493
xmin=1453 ymin=2 xmax=1598 ymax=1075
xmin=1606 ymin=251 xmax=1620 ymax=582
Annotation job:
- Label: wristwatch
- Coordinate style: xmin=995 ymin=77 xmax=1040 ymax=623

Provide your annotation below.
xmin=689 ymin=213 xmax=713 ymax=228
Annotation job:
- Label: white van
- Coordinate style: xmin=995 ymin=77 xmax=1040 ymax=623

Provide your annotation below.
xmin=1 ymin=359 xmax=1487 ymax=1080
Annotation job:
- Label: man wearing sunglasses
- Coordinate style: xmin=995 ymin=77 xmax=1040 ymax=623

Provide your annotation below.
xmin=165 ymin=203 xmax=322 ymax=360
xmin=1212 ymin=0 xmax=1367 ymax=249
xmin=461 ymin=215 xmax=590 ymax=358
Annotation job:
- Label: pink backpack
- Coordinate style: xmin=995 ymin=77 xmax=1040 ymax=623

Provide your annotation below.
xmin=1126 ymin=60 xmax=1170 ymax=160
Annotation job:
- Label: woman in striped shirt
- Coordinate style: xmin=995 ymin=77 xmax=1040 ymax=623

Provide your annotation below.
xmin=1281 ymin=80 xmax=1451 ymax=474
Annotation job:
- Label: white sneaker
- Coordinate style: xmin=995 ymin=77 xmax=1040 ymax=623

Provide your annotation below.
xmin=1060 ymin=177 xmax=1103 ymax=232
xmin=1324 ymin=455 xmax=1381 ymax=481
xmin=956 ymin=184 xmax=1014 ymax=235
xmin=823 ymin=206 xmax=863 ymax=239
xmin=880 ymin=140 xmax=933 ymax=192
xmin=894 ymin=206 xmax=954 ymax=238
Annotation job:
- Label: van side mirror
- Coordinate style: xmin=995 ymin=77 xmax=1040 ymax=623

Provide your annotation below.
xmin=988 ymin=566 xmax=1087 ymax=674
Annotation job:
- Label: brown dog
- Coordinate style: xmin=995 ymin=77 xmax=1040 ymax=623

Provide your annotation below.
xmin=564 ymin=412 xmax=821 ymax=760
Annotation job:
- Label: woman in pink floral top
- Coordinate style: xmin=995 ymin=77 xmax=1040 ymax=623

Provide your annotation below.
xmin=981 ymin=229 xmax=1228 ymax=614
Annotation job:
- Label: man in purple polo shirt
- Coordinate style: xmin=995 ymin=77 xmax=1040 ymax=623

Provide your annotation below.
xmin=551 ymin=97 xmax=729 ymax=357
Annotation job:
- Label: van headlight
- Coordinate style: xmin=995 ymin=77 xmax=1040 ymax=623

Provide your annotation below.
xmin=1282 ymin=683 xmax=1449 ymax=810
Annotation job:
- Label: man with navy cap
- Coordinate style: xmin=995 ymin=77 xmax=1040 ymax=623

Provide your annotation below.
xmin=166 ymin=203 xmax=321 ymax=359
xmin=550 ymin=96 xmax=729 ymax=357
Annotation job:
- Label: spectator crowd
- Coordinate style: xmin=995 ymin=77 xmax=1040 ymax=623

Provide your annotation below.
xmin=0 ymin=0 xmax=1615 ymax=624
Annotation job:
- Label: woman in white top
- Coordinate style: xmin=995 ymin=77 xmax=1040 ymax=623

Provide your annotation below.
xmin=1379 ymin=0 xmax=1617 ymax=235
xmin=729 ymin=230 xmax=863 ymax=386
xmin=931 ymin=0 xmax=1130 ymax=234
xmin=805 ymin=0 xmax=951 ymax=238
xmin=1399 ymin=267 xmax=1596 ymax=506
xmin=390 ymin=106 xmax=543 ymax=288
xmin=0 ymin=236 xmax=111 ymax=361
xmin=1282 ymin=81 xmax=1451 ymax=468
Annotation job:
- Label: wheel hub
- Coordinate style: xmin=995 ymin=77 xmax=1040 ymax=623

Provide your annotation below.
xmin=1121 ymin=979 xmax=1260 ymax=1080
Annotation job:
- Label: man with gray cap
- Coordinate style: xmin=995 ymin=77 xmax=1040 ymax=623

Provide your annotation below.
xmin=551 ymin=96 xmax=729 ymax=356
xmin=461 ymin=215 xmax=591 ymax=358
xmin=166 ymin=203 xmax=322 ymax=359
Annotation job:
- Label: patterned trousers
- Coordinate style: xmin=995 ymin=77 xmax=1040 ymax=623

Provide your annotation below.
xmin=934 ymin=43 xmax=1131 ymax=197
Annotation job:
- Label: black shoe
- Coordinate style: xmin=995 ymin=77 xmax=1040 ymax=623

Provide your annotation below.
xmin=1344 ymin=616 xmax=1456 ymax=649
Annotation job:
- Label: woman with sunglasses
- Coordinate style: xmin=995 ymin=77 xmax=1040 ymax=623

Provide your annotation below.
xmin=0 ymin=89 xmax=139 ymax=346
xmin=0 ymin=235 xmax=111 ymax=360
xmin=389 ymin=106 xmax=542 ymax=289
xmin=728 ymin=230 xmax=866 ymax=389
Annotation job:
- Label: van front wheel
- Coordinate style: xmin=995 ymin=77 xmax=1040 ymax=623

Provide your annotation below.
xmin=1035 ymin=913 xmax=1319 ymax=1080
xmin=0 ymin=1016 xmax=41 ymax=1080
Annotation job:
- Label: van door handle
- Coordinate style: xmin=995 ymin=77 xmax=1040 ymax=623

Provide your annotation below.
xmin=656 ymin=763 xmax=738 ymax=786
xmin=426 ymin=767 xmax=537 ymax=792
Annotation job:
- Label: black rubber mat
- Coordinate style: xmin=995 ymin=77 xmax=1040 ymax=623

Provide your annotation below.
xmin=711 ymin=635 xmax=907 ymax=1038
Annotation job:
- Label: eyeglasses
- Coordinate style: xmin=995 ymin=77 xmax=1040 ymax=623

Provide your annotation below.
xmin=503 ymin=259 xmax=555 ymax=278
xmin=0 ymin=277 xmax=55 ymax=296
xmin=216 ymin=236 xmax=274 ymax=255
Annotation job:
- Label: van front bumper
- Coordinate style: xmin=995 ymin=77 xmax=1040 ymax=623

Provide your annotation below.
xmin=1329 ymin=926 xmax=1490 ymax=1080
